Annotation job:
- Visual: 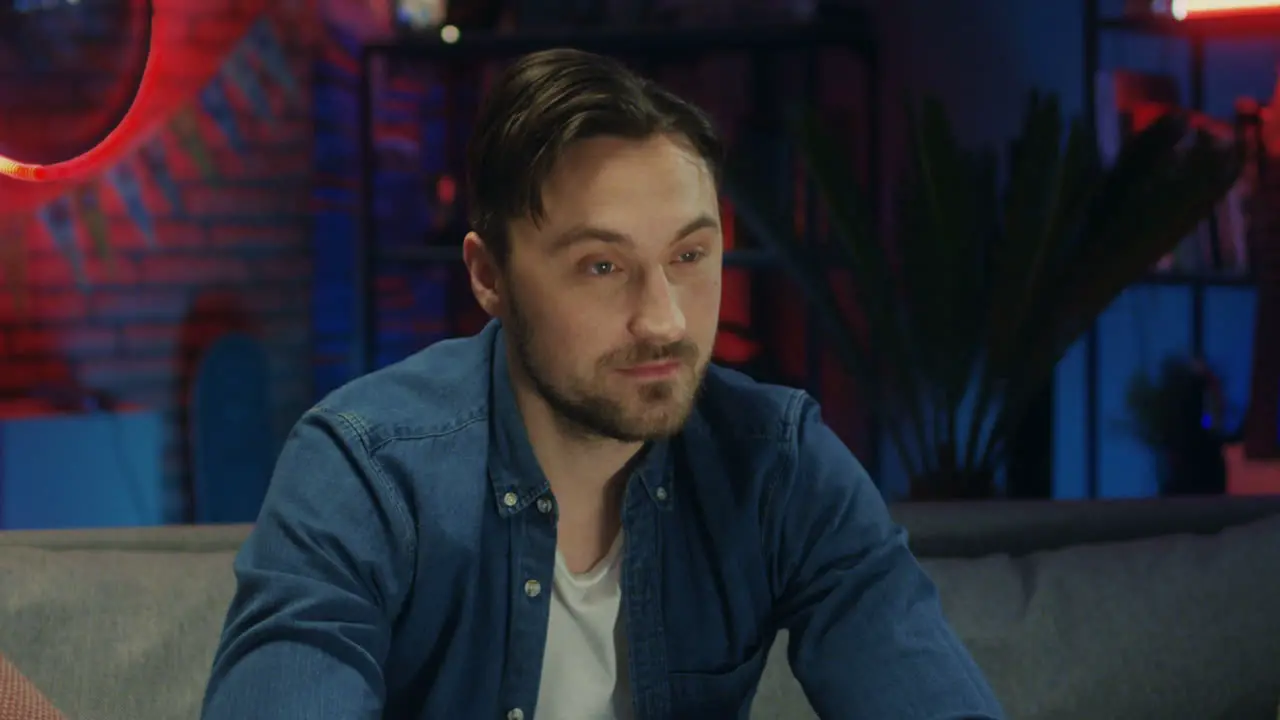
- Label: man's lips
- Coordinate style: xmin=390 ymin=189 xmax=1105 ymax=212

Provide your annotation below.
xmin=616 ymin=360 xmax=681 ymax=378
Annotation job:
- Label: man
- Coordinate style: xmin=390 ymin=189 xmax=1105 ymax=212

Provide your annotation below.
xmin=202 ymin=49 xmax=1003 ymax=719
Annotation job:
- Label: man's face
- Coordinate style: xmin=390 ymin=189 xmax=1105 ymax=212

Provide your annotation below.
xmin=500 ymin=134 xmax=722 ymax=442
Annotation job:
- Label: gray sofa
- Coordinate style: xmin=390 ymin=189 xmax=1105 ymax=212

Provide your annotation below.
xmin=1 ymin=497 xmax=1278 ymax=719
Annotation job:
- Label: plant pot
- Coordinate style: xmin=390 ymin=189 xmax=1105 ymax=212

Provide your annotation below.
xmin=909 ymin=470 xmax=997 ymax=501
xmin=1156 ymin=440 xmax=1226 ymax=496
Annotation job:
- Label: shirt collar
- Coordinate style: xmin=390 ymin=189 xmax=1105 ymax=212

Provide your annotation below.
xmin=486 ymin=322 xmax=673 ymax=517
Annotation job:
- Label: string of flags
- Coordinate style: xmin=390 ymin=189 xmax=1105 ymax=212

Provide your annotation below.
xmin=1 ymin=16 xmax=299 ymax=298
xmin=0 ymin=215 xmax=28 ymax=309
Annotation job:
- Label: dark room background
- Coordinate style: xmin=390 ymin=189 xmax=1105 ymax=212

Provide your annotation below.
xmin=0 ymin=0 xmax=1277 ymax=528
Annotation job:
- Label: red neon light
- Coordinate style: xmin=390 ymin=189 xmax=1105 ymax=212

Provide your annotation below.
xmin=0 ymin=0 xmax=153 ymax=183
xmin=1173 ymin=0 xmax=1280 ymax=19
xmin=1 ymin=2 xmax=269 ymax=215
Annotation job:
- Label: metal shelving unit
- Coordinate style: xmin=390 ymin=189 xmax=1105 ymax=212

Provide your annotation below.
xmin=353 ymin=16 xmax=882 ymax=420
xmin=1080 ymin=0 xmax=1265 ymax=496
xmin=1098 ymin=13 xmax=1280 ymax=37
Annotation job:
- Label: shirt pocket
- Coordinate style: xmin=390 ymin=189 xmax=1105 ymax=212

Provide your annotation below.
xmin=667 ymin=645 xmax=768 ymax=720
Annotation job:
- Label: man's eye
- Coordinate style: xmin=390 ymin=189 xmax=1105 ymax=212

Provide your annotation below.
xmin=588 ymin=261 xmax=616 ymax=276
xmin=676 ymin=250 xmax=704 ymax=264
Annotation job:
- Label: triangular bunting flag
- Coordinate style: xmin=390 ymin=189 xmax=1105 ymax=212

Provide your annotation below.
xmin=73 ymin=181 xmax=113 ymax=276
xmin=222 ymin=46 xmax=275 ymax=123
xmin=0 ymin=215 xmax=28 ymax=309
xmin=105 ymin=159 xmax=156 ymax=248
xmin=170 ymin=106 xmax=218 ymax=180
xmin=138 ymin=139 xmax=186 ymax=217
xmin=37 ymin=197 xmax=87 ymax=291
xmin=244 ymin=18 xmax=300 ymax=106
xmin=201 ymin=74 xmax=247 ymax=154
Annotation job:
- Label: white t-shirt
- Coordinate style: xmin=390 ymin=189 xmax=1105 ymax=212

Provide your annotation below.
xmin=535 ymin=533 xmax=632 ymax=719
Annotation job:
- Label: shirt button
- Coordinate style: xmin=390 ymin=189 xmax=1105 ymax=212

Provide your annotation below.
xmin=536 ymin=496 xmax=554 ymax=514
xmin=506 ymin=709 xmax=524 ymax=720
xmin=655 ymin=486 xmax=668 ymax=501
xmin=502 ymin=492 xmax=518 ymax=507
xmin=524 ymin=579 xmax=542 ymax=598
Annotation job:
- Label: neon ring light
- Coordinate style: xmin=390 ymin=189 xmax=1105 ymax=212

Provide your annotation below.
xmin=1172 ymin=0 xmax=1280 ymax=19
xmin=0 ymin=0 xmax=154 ymax=182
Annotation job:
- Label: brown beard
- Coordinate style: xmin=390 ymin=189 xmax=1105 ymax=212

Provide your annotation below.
xmin=505 ymin=294 xmax=705 ymax=442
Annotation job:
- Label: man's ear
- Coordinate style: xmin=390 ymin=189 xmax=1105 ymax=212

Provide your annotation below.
xmin=463 ymin=231 xmax=503 ymax=317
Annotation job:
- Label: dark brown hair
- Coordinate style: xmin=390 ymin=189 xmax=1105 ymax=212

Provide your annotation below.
xmin=466 ymin=48 xmax=724 ymax=262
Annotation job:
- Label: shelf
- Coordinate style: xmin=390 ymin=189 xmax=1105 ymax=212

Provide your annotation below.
xmin=1099 ymin=14 xmax=1280 ymax=38
xmin=380 ymin=245 xmax=461 ymax=263
xmin=364 ymin=15 xmax=875 ymax=62
xmin=1138 ymin=271 xmax=1256 ymax=287
xmin=379 ymin=246 xmax=785 ymax=268
xmin=379 ymin=247 xmax=1257 ymax=288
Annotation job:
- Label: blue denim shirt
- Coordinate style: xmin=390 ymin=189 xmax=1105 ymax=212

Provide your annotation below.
xmin=202 ymin=321 xmax=1002 ymax=719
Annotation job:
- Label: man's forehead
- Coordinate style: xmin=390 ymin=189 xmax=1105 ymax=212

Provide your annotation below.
xmin=543 ymin=135 xmax=715 ymax=193
xmin=505 ymin=135 xmax=718 ymax=244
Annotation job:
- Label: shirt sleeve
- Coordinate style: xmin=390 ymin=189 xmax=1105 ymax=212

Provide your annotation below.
xmin=764 ymin=395 xmax=1004 ymax=720
xmin=202 ymin=406 xmax=415 ymax=719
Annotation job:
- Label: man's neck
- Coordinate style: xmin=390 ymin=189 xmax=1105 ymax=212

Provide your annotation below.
xmin=506 ymin=358 xmax=641 ymax=571
xmin=509 ymin=375 xmax=642 ymax=506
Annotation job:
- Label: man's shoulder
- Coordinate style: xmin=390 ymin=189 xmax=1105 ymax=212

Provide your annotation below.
xmin=696 ymin=364 xmax=814 ymax=444
xmin=314 ymin=324 xmax=496 ymax=448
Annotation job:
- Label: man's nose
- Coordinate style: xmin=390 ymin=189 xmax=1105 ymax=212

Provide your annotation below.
xmin=628 ymin=268 xmax=686 ymax=346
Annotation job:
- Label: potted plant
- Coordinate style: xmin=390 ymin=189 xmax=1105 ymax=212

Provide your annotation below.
xmin=1123 ymin=356 xmax=1228 ymax=495
xmin=725 ymin=92 xmax=1241 ymax=498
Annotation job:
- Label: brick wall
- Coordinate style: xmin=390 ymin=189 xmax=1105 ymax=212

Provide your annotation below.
xmin=309 ymin=20 xmax=364 ymax=398
xmin=0 ymin=0 xmax=318 ymax=521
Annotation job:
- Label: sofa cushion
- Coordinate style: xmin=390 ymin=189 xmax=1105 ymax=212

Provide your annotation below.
xmin=924 ymin=513 xmax=1280 ymax=719
xmin=0 ymin=545 xmax=235 ymax=720
xmin=0 ymin=514 xmax=1277 ymax=720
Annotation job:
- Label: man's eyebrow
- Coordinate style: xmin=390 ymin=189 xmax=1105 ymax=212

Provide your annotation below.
xmin=550 ymin=214 xmax=720 ymax=252
xmin=672 ymin=214 xmax=720 ymax=241
xmin=550 ymin=225 xmax=630 ymax=252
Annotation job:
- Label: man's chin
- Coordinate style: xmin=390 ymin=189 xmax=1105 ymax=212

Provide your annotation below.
xmin=609 ymin=400 xmax=696 ymax=440
xmin=604 ymin=421 xmax=685 ymax=443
